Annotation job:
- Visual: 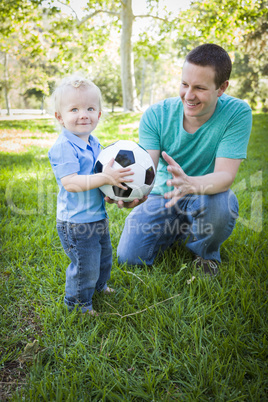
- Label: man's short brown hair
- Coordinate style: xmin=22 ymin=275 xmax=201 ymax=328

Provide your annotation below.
xmin=186 ymin=44 xmax=232 ymax=88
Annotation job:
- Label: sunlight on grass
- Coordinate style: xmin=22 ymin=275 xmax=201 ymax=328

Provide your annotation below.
xmin=0 ymin=113 xmax=267 ymax=400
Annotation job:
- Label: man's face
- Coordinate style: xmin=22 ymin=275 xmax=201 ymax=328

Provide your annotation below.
xmin=179 ymin=61 xmax=227 ymax=124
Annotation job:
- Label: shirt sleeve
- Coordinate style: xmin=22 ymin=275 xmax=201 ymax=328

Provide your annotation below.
xmin=48 ymin=141 xmax=80 ymax=179
xmin=139 ymin=106 xmax=161 ymax=150
xmin=216 ymin=102 xmax=252 ymax=159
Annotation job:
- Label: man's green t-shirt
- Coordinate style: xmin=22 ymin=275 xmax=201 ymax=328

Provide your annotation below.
xmin=139 ymin=93 xmax=252 ymax=196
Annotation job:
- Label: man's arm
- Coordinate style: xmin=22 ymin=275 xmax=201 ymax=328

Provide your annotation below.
xmin=148 ymin=149 xmax=160 ymax=170
xmin=190 ymin=157 xmax=242 ymax=194
xmin=163 ymin=152 xmax=242 ymax=208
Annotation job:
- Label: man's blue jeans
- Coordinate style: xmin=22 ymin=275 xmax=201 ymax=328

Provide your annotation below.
xmin=56 ymin=218 xmax=112 ymax=313
xmin=117 ymin=190 xmax=239 ymax=266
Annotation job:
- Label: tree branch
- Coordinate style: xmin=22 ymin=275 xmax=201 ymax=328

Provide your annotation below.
xmin=55 ymin=2 xmax=176 ymax=27
xmin=134 ymin=14 xmax=174 ymax=23
xmin=54 ymin=1 xmax=120 ymax=26
xmin=56 ymin=0 xmax=79 ymax=21
xmin=78 ymin=10 xmax=120 ymax=27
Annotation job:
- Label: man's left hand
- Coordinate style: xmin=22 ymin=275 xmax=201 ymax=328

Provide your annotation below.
xmin=162 ymin=151 xmax=194 ymax=208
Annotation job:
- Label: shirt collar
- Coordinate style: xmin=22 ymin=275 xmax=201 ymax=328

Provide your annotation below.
xmin=62 ymin=128 xmax=89 ymax=150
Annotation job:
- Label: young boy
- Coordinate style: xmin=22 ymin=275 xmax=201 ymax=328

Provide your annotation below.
xmin=48 ymin=75 xmax=133 ymax=315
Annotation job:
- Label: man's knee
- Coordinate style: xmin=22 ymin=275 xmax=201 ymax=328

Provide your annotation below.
xmin=199 ymin=191 xmax=239 ymax=237
xmin=117 ymin=231 xmax=154 ymax=266
xmin=117 ymin=247 xmax=144 ymax=266
xmin=210 ymin=190 xmax=239 ymax=221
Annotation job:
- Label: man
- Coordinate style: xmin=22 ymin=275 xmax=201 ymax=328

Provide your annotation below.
xmin=114 ymin=44 xmax=252 ymax=276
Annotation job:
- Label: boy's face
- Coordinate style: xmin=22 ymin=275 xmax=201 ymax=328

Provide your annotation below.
xmin=179 ymin=61 xmax=228 ymax=124
xmin=55 ymin=86 xmax=101 ymax=139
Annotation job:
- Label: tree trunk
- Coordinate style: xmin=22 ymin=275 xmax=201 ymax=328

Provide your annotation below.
xmin=3 ymin=53 xmax=11 ymax=115
xmin=120 ymin=0 xmax=139 ymax=111
xmin=41 ymin=95 xmax=45 ymax=114
xmin=149 ymin=66 xmax=155 ymax=106
xmin=140 ymin=58 xmax=147 ymax=107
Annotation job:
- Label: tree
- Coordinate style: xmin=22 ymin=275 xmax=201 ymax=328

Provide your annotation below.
xmin=0 ymin=53 xmax=11 ymax=114
xmin=92 ymin=55 xmax=122 ymax=112
xmin=133 ymin=29 xmax=174 ymax=107
xmin=240 ymin=1 xmax=268 ymax=109
xmin=0 ymin=0 xmax=58 ymax=113
xmin=177 ymin=0 xmax=268 ymax=108
xmin=48 ymin=0 xmax=178 ymax=111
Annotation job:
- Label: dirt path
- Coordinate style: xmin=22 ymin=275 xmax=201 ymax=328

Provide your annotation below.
xmin=0 ymin=113 xmax=53 ymax=121
xmin=0 ymin=115 xmax=58 ymax=153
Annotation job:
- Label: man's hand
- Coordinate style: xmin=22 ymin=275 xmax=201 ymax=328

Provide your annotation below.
xmin=162 ymin=152 xmax=242 ymax=208
xmin=104 ymin=195 xmax=148 ymax=209
xmin=162 ymin=151 xmax=194 ymax=208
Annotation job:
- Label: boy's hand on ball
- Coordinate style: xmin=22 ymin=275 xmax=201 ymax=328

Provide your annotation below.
xmin=104 ymin=158 xmax=134 ymax=189
xmin=95 ymin=140 xmax=155 ymax=202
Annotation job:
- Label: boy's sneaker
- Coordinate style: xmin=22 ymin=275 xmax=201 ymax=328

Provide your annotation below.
xmin=103 ymin=287 xmax=116 ymax=294
xmin=193 ymin=256 xmax=219 ymax=277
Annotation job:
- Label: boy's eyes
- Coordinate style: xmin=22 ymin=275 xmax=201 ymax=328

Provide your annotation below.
xmin=70 ymin=107 xmax=95 ymax=112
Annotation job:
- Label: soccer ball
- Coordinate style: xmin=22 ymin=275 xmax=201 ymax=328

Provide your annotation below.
xmin=95 ymin=140 xmax=156 ymax=202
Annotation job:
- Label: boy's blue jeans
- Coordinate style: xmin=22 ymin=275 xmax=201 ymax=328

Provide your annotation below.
xmin=117 ymin=190 xmax=239 ymax=266
xmin=56 ymin=218 xmax=112 ymax=313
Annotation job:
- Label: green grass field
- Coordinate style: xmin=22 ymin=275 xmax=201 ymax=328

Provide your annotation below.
xmin=0 ymin=113 xmax=267 ymax=401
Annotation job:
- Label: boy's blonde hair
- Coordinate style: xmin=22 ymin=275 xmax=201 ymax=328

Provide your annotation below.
xmin=52 ymin=74 xmax=102 ymax=114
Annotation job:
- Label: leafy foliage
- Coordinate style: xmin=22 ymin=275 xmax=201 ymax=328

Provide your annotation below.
xmin=0 ymin=0 xmax=267 ymax=112
xmin=93 ymin=57 xmax=123 ymax=111
xmin=176 ymin=0 xmax=268 ymax=109
xmin=0 ymin=1 xmax=59 ymax=110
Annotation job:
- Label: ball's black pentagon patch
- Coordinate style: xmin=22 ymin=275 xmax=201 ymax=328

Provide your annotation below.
xmin=95 ymin=160 xmax=103 ymax=173
xmin=145 ymin=166 xmax=155 ymax=185
xmin=115 ymin=150 xmax=135 ymax=167
xmin=113 ymin=184 xmax=133 ymax=198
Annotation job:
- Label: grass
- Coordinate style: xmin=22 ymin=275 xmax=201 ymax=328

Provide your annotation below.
xmin=0 ymin=112 xmax=267 ymax=401
xmin=0 ymin=119 xmax=57 ymax=134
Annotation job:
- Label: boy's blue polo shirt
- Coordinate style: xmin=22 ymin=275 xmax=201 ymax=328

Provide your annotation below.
xmin=48 ymin=128 xmax=106 ymax=223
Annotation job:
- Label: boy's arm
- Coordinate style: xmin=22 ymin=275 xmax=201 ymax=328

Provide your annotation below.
xmin=61 ymin=159 xmax=133 ymax=193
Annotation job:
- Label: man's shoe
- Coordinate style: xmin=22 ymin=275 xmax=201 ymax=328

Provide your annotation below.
xmin=193 ymin=256 xmax=219 ymax=277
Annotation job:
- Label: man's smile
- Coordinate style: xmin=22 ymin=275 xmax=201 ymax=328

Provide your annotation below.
xmin=185 ymin=100 xmax=201 ymax=107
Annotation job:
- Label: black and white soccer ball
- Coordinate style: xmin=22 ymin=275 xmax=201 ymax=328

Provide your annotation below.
xmin=95 ymin=140 xmax=156 ymax=202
